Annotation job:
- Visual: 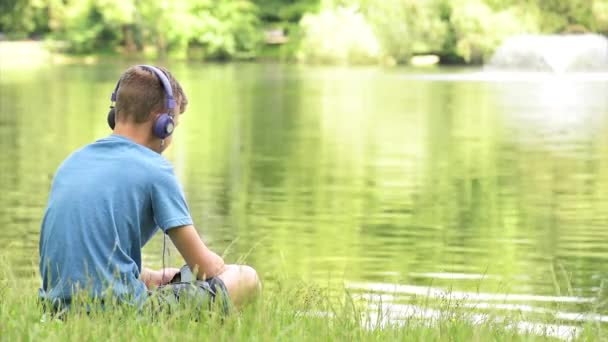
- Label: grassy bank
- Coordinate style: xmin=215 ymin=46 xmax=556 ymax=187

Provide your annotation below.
xmin=0 ymin=41 xmax=105 ymax=69
xmin=1 ymin=259 xmax=605 ymax=341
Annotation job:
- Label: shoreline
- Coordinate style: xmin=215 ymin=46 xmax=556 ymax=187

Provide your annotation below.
xmin=0 ymin=40 xmax=446 ymax=68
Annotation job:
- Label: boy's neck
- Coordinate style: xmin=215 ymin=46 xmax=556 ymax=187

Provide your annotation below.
xmin=113 ymin=124 xmax=162 ymax=153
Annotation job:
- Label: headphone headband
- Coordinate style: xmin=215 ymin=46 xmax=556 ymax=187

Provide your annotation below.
xmin=110 ymin=65 xmax=176 ymax=112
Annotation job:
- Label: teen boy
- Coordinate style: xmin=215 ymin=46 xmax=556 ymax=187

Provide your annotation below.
xmin=39 ymin=65 xmax=260 ymax=312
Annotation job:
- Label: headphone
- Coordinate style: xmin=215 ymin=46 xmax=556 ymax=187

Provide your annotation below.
xmin=108 ymin=65 xmax=176 ymax=139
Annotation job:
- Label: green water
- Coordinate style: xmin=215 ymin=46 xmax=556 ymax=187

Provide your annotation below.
xmin=1 ymin=62 xmax=608 ymax=317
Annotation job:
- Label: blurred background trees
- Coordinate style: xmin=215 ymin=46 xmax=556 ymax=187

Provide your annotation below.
xmin=1 ymin=0 xmax=606 ymax=64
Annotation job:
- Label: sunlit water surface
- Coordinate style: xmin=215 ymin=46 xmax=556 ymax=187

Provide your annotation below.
xmin=1 ymin=63 xmax=607 ymax=337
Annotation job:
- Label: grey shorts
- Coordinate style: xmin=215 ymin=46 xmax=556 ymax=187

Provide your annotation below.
xmin=148 ymin=276 xmax=231 ymax=316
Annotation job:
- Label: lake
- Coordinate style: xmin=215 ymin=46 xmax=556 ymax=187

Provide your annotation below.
xmin=1 ymin=62 xmax=608 ymax=328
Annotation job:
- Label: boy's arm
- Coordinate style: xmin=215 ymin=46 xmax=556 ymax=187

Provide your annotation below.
xmin=167 ymin=225 xmax=226 ymax=279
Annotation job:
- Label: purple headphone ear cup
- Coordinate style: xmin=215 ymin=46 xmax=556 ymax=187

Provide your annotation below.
xmin=153 ymin=114 xmax=175 ymax=139
xmin=107 ymin=107 xmax=116 ymax=129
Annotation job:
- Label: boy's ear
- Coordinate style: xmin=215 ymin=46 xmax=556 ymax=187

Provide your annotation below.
xmin=148 ymin=112 xmax=161 ymax=122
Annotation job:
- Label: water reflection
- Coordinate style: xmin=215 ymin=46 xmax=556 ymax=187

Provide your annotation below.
xmin=363 ymin=303 xmax=581 ymax=340
xmin=348 ymin=281 xmax=594 ymax=304
xmin=350 ymin=280 xmax=598 ymax=339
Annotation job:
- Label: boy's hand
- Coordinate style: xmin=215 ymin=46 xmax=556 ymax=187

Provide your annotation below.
xmin=142 ymin=267 xmax=181 ymax=288
xmin=158 ymin=267 xmax=180 ymax=285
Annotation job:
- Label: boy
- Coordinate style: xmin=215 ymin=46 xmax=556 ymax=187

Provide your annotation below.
xmin=39 ymin=65 xmax=260 ymax=312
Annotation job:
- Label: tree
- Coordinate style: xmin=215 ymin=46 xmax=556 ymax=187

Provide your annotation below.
xmin=0 ymin=0 xmax=48 ymax=38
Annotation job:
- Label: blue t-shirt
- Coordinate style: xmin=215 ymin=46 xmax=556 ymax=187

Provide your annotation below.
xmin=39 ymin=134 xmax=193 ymax=306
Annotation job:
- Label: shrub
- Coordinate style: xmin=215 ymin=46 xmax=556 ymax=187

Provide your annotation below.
xmin=449 ymin=0 xmax=539 ymax=63
xmin=45 ymin=0 xmax=110 ymax=54
xmin=593 ymin=0 xmax=608 ymax=34
xmin=298 ymin=6 xmax=380 ymax=64
xmin=187 ymin=0 xmax=263 ymax=60
xmin=364 ymin=0 xmax=449 ymax=64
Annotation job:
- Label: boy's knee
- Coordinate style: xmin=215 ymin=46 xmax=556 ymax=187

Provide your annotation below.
xmin=222 ymin=264 xmax=261 ymax=298
xmin=240 ymin=265 xmax=261 ymax=294
xmin=219 ymin=264 xmax=261 ymax=307
xmin=243 ymin=265 xmax=262 ymax=290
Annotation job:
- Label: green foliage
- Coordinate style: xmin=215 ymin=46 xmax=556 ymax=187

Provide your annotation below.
xmin=1 ymin=0 xmax=608 ymax=63
xmin=534 ymin=0 xmax=592 ymax=32
xmin=46 ymin=0 xmax=114 ymax=54
xmin=0 ymin=0 xmax=48 ymax=38
xmin=594 ymin=0 xmax=608 ymax=33
xmin=254 ymin=0 xmax=320 ymax=22
xmin=298 ymin=6 xmax=380 ymax=64
xmin=363 ymin=0 xmax=448 ymax=63
xmin=482 ymin=0 xmax=608 ymax=34
xmin=448 ymin=0 xmax=539 ymax=63
xmin=20 ymin=0 xmax=262 ymax=59
xmin=131 ymin=1 xmax=184 ymax=58
xmin=187 ymin=0 xmax=262 ymax=60
xmin=320 ymin=0 xmax=608 ymax=64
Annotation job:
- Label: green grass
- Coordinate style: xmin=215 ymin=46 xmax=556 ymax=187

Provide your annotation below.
xmin=1 ymin=256 xmax=606 ymax=341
